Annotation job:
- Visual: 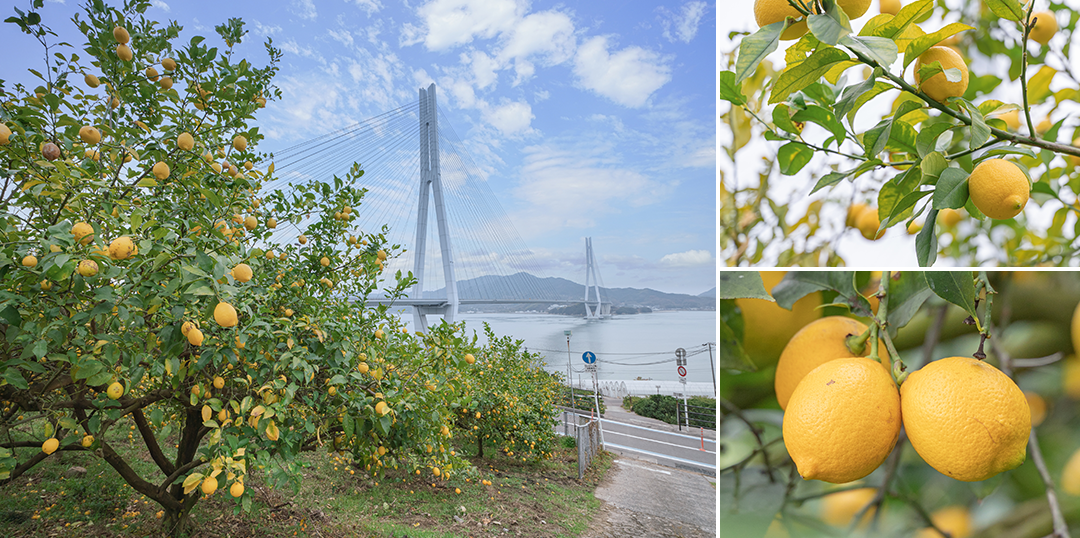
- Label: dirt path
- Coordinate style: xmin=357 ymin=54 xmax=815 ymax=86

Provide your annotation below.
xmin=582 ymin=455 xmax=716 ymax=538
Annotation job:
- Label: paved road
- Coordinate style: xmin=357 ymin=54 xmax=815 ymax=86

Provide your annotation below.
xmin=581 ymin=455 xmax=717 ymax=538
xmin=559 ymin=405 xmax=717 ymax=476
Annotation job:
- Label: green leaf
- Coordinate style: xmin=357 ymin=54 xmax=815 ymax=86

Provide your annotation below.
xmin=924 ymin=271 xmax=978 ymax=319
xmin=921 ymin=151 xmax=948 ymax=179
xmin=976 ymin=146 xmax=1036 ymax=162
xmin=955 ymin=98 xmax=990 ymax=150
xmin=811 ymin=159 xmax=882 ymax=194
xmin=983 ymin=0 xmax=1024 ymax=22
xmin=917 ymin=61 xmax=963 ymax=84
xmin=736 ymin=20 xmax=786 ymax=85
xmin=885 ymin=272 xmax=933 ymax=336
xmin=769 ymin=47 xmax=851 ymax=105
xmin=719 ymin=315 xmax=756 ymax=372
xmin=719 ymin=71 xmax=746 ymax=106
xmin=879 ymin=165 xmax=922 ymax=226
xmin=807 ymin=1 xmax=852 ymax=46
xmin=839 ymin=35 xmax=898 ymax=67
xmin=834 ymin=67 xmax=880 ymax=120
xmin=777 ymin=143 xmax=814 ymax=175
xmin=916 ymin=209 xmax=939 ymax=267
xmin=864 ymin=118 xmax=892 ymax=158
xmin=903 ymin=23 xmax=975 ymax=68
xmin=932 ymin=168 xmax=971 ymax=209
xmin=871 ymin=0 xmax=934 ymax=39
xmin=916 ymin=122 xmax=954 ymax=158
xmin=137 ymin=177 xmax=158 ymax=188
xmin=846 ymin=81 xmax=893 ymax=125
xmin=718 ymin=272 xmax=772 ymax=300
xmin=2 ymin=370 xmax=28 ymax=390
xmin=772 ymin=104 xmax=802 ymax=135
xmin=791 ymin=105 xmax=846 ymax=146
xmin=772 ymin=272 xmax=873 ymax=317
xmin=1026 ymin=66 xmax=1056 ymax=105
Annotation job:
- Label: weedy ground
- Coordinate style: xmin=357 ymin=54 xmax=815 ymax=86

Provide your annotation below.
xmin=0 ymin=428 xmax=611 ymax=538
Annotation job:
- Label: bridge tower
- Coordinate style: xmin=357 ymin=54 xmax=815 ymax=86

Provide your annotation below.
xmin=583 ymin=237 xmax=609 ymax=319
xmin=411 ymin=84 xmax=458 ymax=332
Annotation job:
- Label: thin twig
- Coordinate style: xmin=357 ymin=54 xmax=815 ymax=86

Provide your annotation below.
xmin=1012 ymin=353 xmax=1066 ymax=369
xmin=849 ymin=433 xmax=905 ymax=536
xmin=719 ymin=397 xmax=777 ymax=481
xmin=1021 ymin=1 xmax=1038 ymax=137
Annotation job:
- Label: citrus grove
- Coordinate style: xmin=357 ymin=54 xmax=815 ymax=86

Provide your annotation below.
xmin=721 ymin=271 xmax=1080 ymax=537
xmin=721 ymin=0 xmax=1080 ymax=266
xmin=0 ymin=2 xmax=561 ymax=535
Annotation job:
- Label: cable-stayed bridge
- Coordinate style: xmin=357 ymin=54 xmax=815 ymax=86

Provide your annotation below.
xmin=261 ymin=84 xmax=610 ymax=330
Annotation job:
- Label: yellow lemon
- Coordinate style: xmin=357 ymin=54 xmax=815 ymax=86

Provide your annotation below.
xmin=201 ymin=476 xmax=218 ymax=495
xmin=107 ymin=381 xmax=124 ymax=400
xmin=146 ymin=66 xmax=159 ymax=81
xmin=901 ymin=356 xmax=1030 ymax=482
xmin=214 ymin=302 xmax=239 ymax=327
xmin=465 ymin=353 xmax=476 ymax=364
xmin=914 ymin=505 xmax=973 ymax=538
xmin=232 ymin=263 xmax=253 ymax=283
xmin=79 ymin=125 xmax=101 ymax=145
xmin=938 ymin=208 xmax=964 ymax=227
xmin=821 ymin=487 xmax=876 ymax=527
xmin=187 ymin=328 xmax=204 ymax=346
xmin=112 ymin=26 xmax=130 ymax=44
xmin=298 ymin=235 xmax=307 ymax=245
xmin=879 ymin=0 xmax=900 ymax=15
xmin=783 ymin=358 xmax=901 ymax=483
xmin=116 ymin=44 xmax=133 ymax=62
xmin=753 ymin=0 xmax=807 ymax=40
xmin=968 ymin=159 xmax=1029 ymax=220
xmin=376 ymin=401 xmax=390 ymax=416
xmin=915 ymin=46 xmax=969 ymax=103
xmin=233 ymin=135 xmax=248 ymax=151
xmin=77 ymin=259 xmax=99 ymax=277
xmin=42 ymin=438 xmax=60 ymax=455
xmin=109 ymin=236 xmax=137 ymax=260
xmin=162 ymin=57 xmax=177 ymax=71
xmin=321 ymin=256 xmax=330 ymax=267
xmin=244 ymin=215 xmax=257 ymax=230
xmin=84 ymin=74 xmax=100 ymax=88
xmin=159 ymin=76 xmax=173 ymax=90
xmin=214 ymin=376 xmax=225 ymax=389
xmin=1062 ymin=446 xmax=1080 ymax=495
xmin=774 ymin=317 xmax=889 ymax=410
xmin=81 ymin=435 xmax=94 ymax=448
xmin=735 ymin=271 xmax=821 ymax=368
xmin=22 ymin=255 xmax=37 ymax=268
xmin=267 ymin=218 xmax=277 ymax=229
xmin=230 ymin=482 xmax=244 ymax=497
xmin=855 ymin=207 xmax=884 ymax=240
xmin=907 ymin=220 xmax=923 ymax=234
xmin=72 ymin=222 xmax=95 ymax=245
xmin=1028 ymin=11 xmax=1058 ymax=45
xmin=837 ymin=0 xmax=872 ymax=19
xmin=178 ymin=132 xmax=194 ymax=151
xmin=846 ymin=203 xmax=870 ymax=227
xmin=181 ymin=321 xmax=195 ymax=336
xmin=1025 ymin=391 xmax=1047 ymax=427
xmin=997 ymin=109 xmax=1021 ymax=130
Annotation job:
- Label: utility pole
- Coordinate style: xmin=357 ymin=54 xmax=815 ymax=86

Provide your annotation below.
xmin=564 ymin=330 xmax=574 ymax=411
xmin=705 ymin=342 xmax=716 ymax=397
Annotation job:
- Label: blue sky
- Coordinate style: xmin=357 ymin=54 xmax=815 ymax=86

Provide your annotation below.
xmin=2 ymin=0 xmax=716 ymax=296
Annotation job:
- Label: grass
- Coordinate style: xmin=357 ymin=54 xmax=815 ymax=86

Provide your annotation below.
xmin=0 ymin=426 xmax=611 ymax=538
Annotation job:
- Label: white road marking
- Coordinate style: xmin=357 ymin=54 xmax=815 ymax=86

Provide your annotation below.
xmin=615 ymin=459 xmax=671 ymax=475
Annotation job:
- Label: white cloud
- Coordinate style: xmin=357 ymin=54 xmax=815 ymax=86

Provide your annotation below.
xmin=150 ymin=0 xmax=170 ymax=12
xmin=279 ymin=39 xmax=316 ymax=58
xmin=662 ymin=1 xmax=708 ymax=43
xmin=349 ymin=0 xmax=383 ymax=15
xmin=293 ymin=0 xmax=317 ymax=21
xmin=466 ymin=50 xmax=499 ymax=89
xmin=497 ymin=10 xmax=575 ymax=84
xmin=573 ymin=36 xmax=671 ymax=108
xmin=414 ymin=0 xmax=525 ymax=51
xmin=659 ymin=250 xmax=713 ymax=267
xmin=482 ymin=100 xmax=534 ymax=136
xmin=251 ymin=20 xmax=282 ymax=36
xmin=327 ymin=28 xmax=355 ymax=47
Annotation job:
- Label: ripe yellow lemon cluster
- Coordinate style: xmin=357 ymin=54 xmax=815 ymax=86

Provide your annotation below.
xmin=781 ymin=323 xmax=1030 ymax=483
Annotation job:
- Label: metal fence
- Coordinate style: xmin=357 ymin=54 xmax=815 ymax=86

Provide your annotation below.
xmin=556 ymin=407 xmax=603 ymax=479
xmin=678 ymin=402 xmax=716 ymax=431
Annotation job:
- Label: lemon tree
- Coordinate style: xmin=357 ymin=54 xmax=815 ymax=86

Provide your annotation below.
xmin=722 ymin=0 xmax=1080 ymax=266
xmin=721 ymin=270 xmax=1080 ymax=538
xmin=0 ymin=2 xmax=493 ymax=534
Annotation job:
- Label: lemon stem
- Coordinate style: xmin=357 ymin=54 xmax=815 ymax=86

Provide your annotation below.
xmin=844 ymin=326 xmax=871 ymax=356
xmin=784 ymin=0 xmax=812 ymax=16
xmin=875 ymin=271 xmax=908 ymax=384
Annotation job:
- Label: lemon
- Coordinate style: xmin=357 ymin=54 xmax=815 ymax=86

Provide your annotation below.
xmin=938 ymin=208 xmax=964 ymax=227
xmin=232 ymin=263 xmax=253 ymax=283
xmin=901 ymin=356 xmax=1030 ymax=481
xmin=84 ymin=74 xmax=100 ymax=88
xmin=72 ymin=222 xmax=95 ymax=245
xmin=214 ymin=302 xmax=239 ymax=327
xmin=465 ymin=353 xmax=476 ymax=364
xmin=1028 ymin=11 xmax=1058 ymax=45
xmin=112 ymin=26 xmax=130 ymax=44
xmin=855 ymin=207 xmax=884 ymax=240
xmin=968 ymin=159 xmax=1029 ymax=220
xmin=201 ymin=476 xmax=218 ymax=495
xmin=298 ymin=235 xmax=307 ymax=245
xmin=821 ymin=487 xmax=876 ymax=527
xmin=181 ymin=321 xmax=195 ymax=336
xmin=79 ymin=125 xmax=101 ymax=145
xmin=213 ymin=376 xmax=225 ymax=389
xmin=879 ymin=0 xmax=900 ymax=15
xmin=915 ymin=505 xmax=973 ymax=538
xmin=233 ymin=135 xmax=248 ymax=151
xmin=177 ymin=132 xmax=194 ymax=151
xmin=915 ymin=46 xmax=969 ymax=103
xmin=77 ymin=259 xmax=99 ymax=277
xmin=152 ymin=161 xmax=170 ymax=180
xmin=244 ymin=215 xmax=257 ymax=230
xmin=320 ymin=256 xmax=330 ymax=267
xmin=267 ymin=218 xmax=277 ymax=229
xmin=116 ymin=44 xmax=133 ymax=62
xmin=846 ymin=203 xmax=870 ymax=228
xmin=109 ymin=236 xmax=137 ymax=260
xmin=783 ymin=358 xmax=901 ymax=483
xmin=230 ymin=482 xmax=244 ymax=497
xmin=162 ymin=57 xmax=177 ymax=71
xmin=187 ymin=328 xmax=204 ymax=346
xmin=82 ymin=435 xmax=94 ymax=448
xmin=1025 ymin=391 xmax=1047 ymax=427
xmin=774 ymin=317 xmax=889 ymax=410
xmin=146 ymin=66 xmax=159 ymax=81
xmin=160 ymin=77 xmax=173 ymax=90
xmin=907 ymin=220 xmax=922 ymax=234
xmin=1062 ymin=446 xmax=1080 ymax=495
xmin=736 ymin=271 xmax=821 ymax=368
xmin=22 ymin=255 xmax=37 ymax=268
xmin=107 ymin=381 xmax=124 ymax=400
xmin=42 ymin=438 xmax=60 ymax=455
xmin=376 ymin=401 xmax=390 ymax=416
xmin=837 ymin=0 xmax=872 ymax=19
xmin=997 ymin=109 xmax=1021 ymax=130
xmin=754 ymin=0 xmax=807 ymax=40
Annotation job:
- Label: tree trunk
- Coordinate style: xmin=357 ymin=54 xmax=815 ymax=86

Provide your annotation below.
xmin=477 ymin=432 xmax=484 ymax=458
xmin=161 ymin=501 xmax=197 ymax=537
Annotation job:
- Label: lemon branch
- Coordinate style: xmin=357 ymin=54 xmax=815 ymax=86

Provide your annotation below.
xmin=873 ymin=271 xmax=908 ymax=383
xmin=843 ymin=46 xmax=1080 ymax=159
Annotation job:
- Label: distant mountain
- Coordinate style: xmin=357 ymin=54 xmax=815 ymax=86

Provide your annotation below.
xmin=699 ymin=287 xmax=716 ymax=298
xmin=421 ymin=272 xmax=715 ymax=311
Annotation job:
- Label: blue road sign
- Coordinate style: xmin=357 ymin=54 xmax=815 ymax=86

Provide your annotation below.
xmin=582 ymin=351 xmax=596 ymax=364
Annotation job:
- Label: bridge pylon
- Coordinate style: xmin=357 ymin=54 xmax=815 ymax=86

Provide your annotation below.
xmin=583 ymin=237 xmax=609 ymax=319
xmin=411 ymin=84 xmax=458 ymax=332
